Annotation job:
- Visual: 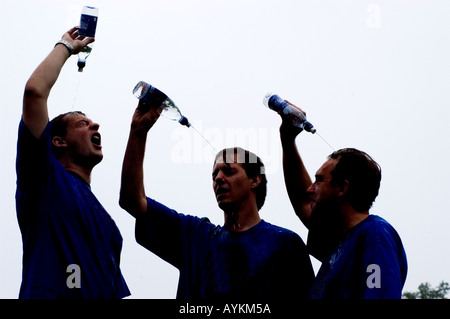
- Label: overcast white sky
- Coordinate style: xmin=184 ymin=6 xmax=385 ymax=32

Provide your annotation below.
xmin=1 ymin=0 xmax=449 ymax=299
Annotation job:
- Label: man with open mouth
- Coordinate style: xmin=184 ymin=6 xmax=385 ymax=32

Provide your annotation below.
xmin=16 ymin=26 xmax=130 ymax=299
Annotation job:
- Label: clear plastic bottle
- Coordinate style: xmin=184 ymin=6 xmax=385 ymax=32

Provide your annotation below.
xmin=77 ymin=6 xmax=98 ymax=72
xmin=133 ymin=81 xmax=191 ymax=127
xmin=263 ymin=92 xmax=316 ymax=134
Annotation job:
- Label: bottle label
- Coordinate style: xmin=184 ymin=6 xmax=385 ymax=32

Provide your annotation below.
xmin=79 ymin=14 xmax=98 ymax=37
xmin=135 ymin=83 xmax=168 ymax=107
xmin=268 ymin=95 xmax=285 ymax=112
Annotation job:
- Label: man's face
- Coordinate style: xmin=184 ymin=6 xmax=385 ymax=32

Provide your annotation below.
xmin=306 ymin=159 xmax=343 ymax=260
xmin=62 ymin=113 xmax=103 ymax=167
xmin=212 ymin=153 xmax=256 ymax=212
xmin=307 ymin=159 xmax=341 ymax=215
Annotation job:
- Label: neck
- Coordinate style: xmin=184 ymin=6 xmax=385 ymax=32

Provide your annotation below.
xmin=59 ymin=158 xmax=93 ymax=184
xmin=339 ymin=202 xmax=369 ymax=235
xmin=223 ymin=201 xmax=261 ymax=232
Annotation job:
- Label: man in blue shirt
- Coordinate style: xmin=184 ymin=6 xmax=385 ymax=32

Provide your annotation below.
xmin=278 ymin=102 xmax=407 ymax=298
xmin=16 ymin=27 xmax=130 ymax=298
xmin=119 ymin=101 xmax=315 ymax=299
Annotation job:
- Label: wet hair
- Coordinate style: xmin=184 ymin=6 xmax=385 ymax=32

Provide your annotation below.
xmin=50 ymin=111 xmax=85 ymax=158
xmin=214 ymin=147 xmax=267 ymax=211
xmin=328 ymin=148 xmax=382 ymax=212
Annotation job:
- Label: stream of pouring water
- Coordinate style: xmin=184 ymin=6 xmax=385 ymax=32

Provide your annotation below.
xmin=71 ymin=73 xmax=82 ymax=110
xmin=316 ymin=131 xmax=335 ymax=152
xmin=189 ymin=120 xmax=335 ymax=156
xmin=190 ymin=124 xmax=218 ymax=153
xmin=190 ymin=123 xmax=334 ymax=156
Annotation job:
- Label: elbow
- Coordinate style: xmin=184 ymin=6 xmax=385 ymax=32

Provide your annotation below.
xmin=24 ymin=80 xmax=47 ymax=101
xmin=119 ymin=197 xmax=137 ymax=218
xmin=119 ymin=192 xmax=132 ymax=212
xmin=119 ymin=191 xmax=147 ymax=218
xmin=118 ymin=197 xmax=126 ymax=210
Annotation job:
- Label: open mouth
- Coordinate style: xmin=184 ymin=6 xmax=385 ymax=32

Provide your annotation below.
xmin=91 ymin=133 xmax=102 ymax=148
xmin=310 ymin=200 xmax=317 ymax=210
xmin=216 ymin=187 xmax=230 ymax=198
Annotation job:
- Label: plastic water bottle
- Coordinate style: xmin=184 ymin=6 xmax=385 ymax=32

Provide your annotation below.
xmin=133 ymin=81 xmax=191 ymax=127
xmin=77 ymin=6 xmax=98 ymax=72
xmin=263 ymin=93 xmax=316 ymax=133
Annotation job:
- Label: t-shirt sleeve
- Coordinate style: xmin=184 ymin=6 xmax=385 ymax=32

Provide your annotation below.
xmin=280 ymin=232 xmax=315 ymax=299
xmin=16 ymin=119 xmax=58 ymax=225
xmin=16 ymin=119 xmax=54 ymax=190
xmin=135 ymin=197 xmax=211 ymax=269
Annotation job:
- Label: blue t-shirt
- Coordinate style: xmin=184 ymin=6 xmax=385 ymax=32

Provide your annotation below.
xmin=15 ymin=120 xmax=130 ymax=299
xmin=136 ymin=197 xmax=315 ymax=299
xmin=309 ymin=215 xmax=407 ymax=299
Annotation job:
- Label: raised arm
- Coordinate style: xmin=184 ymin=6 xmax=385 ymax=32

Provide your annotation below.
xmin=22 ymin=27 xmax=94 ymax=139
xmin=119 ymin=102 xmax=162 ymax=218
xmin=279 ymin=103 xmax=313 ymax=229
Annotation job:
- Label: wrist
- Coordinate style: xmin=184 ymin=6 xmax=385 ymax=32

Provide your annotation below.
xmin=280 ymin=122 xmax=303 ymax=143
xmin=130 ymin=122 xmax=152 ymax=136
xmin=281 ymin=137 xmax=296 ymax=150
xmin=280 ymin=130 xmax=298 ymax=144
xmin=54 ymin=39 xmax=74 ymax=56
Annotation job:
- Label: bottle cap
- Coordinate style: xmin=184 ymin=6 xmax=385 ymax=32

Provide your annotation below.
xmin=304 ymin=121 xmax=316 ymax=134
xmin=179 ymin=116 xmax=191 ymax=127
xmin=77 ymin=60 xmax=86 ymax=72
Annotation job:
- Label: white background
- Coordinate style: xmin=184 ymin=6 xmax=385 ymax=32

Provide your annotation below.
xmin=1 ymin=0 xmax=449 ymax=298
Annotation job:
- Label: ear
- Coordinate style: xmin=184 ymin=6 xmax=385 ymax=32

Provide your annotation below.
xmin=52 ymin=136 xmax=68 ymax=149
xmin=337 ymin=179 xmax=350 ymax=198
xmin=249 ymin=175 xmax=261 ymax=189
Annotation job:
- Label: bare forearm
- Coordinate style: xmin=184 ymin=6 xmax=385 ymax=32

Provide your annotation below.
xmin=23 ymin=27 xmax=94 ymax=139
xmin=119 ymin=127 xmax=149 ymax=218
xmin=120 ymin=99 xmax=162 ymax=217
xmin=23 ymin=45 xmax=70 ymax=138
xmin=25 ymin=44 xmax=70 ymax=99
xmin=281 ymin=136 xmax=313 ymax=228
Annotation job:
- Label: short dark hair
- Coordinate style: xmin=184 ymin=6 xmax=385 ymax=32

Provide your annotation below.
xmin=50 ymin=111 xmax=85 ymax=158
xmin=328 ymin=148 xmax=381 ymax=212
xmin=214 ymin=147 xmax=267 ymax=211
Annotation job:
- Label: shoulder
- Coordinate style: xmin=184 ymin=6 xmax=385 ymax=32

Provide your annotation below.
xmin=17 ymin=118 xmax=54 ymax=167
xmin=258 ymin=219 xmax=293 ymax=232
xmin=18 ymin=118 xmax=51 ymax=144
xmin=258 ymin=220 xmax=305 ymax=243
xmin=16 ymin=119 xmax=64 ymax=187
xmin=353 ymin=215 xmax=403 ymax=246
xmin=358 ymin=215 xmax=398 ymax=234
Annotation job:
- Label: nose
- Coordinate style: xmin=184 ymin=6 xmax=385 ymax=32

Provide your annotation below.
xmin=90 ymin=122 xmax=100 ymax=131
xmin=306 ymin=182 xmax=316 ymax=195
xmin=213 ymin=171 xmax=226 ymax=186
